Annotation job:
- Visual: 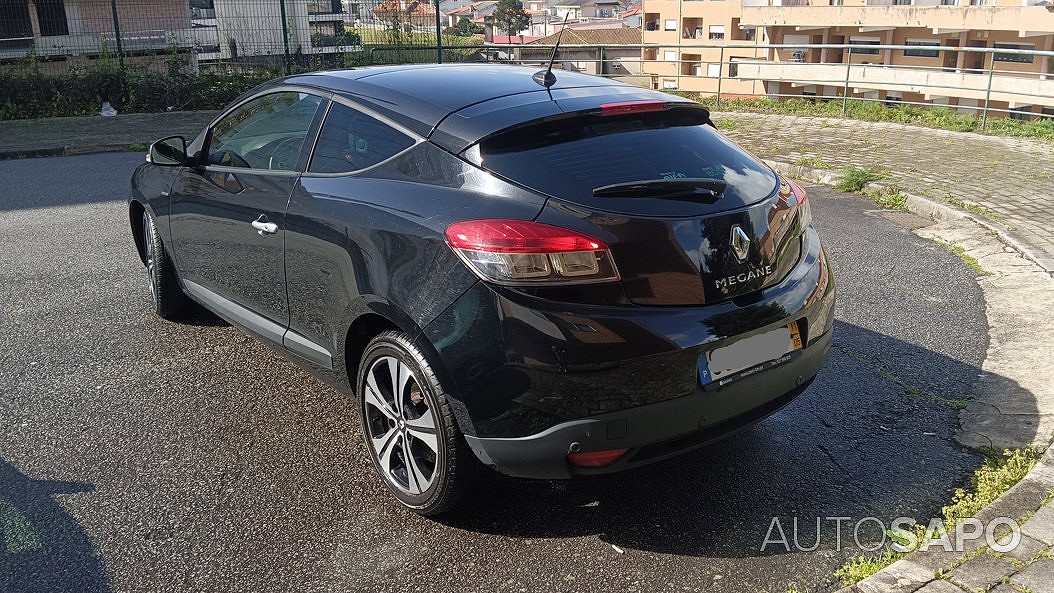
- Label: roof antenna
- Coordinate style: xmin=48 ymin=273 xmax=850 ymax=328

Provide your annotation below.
xmin=533 ymin=14 xmax=570 ymax=88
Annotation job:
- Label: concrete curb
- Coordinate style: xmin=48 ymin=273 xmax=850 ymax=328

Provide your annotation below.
xmin=765 ymin=157 xmax=1054 ymax=593
xmin=0 ymin=144 xmax=145 ymax=160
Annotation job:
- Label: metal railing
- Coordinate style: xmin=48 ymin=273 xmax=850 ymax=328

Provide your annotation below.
xmin=479 ymin=41 xmax=1054 ymax=124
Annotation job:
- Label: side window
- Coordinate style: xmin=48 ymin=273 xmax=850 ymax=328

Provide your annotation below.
xmin=308 ymin=103 xmax=415 ymax=174
xmin=207 ymin=92 xmax=323 ymax=171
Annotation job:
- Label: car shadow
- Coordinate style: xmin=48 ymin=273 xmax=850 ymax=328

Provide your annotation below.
xmin=0 ymin=459 xmax=109 ymax=593
xmin=437 ymin=319 xmax=1037 ymax=558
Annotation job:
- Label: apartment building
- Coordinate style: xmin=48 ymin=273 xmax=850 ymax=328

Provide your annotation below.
xmin=642 ymin=0 xmax=1054 ymax=118
xmin=192 ymin=0 xmax=361 ymax=64
xmin=0 ymin=0 xmax=197 ymax=68
xmin=641 ymin=0 xmax=769 ymax=95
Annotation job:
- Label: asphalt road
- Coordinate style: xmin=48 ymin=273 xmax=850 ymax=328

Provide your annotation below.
xmin=0 ymin=152 xmax=988 ymax=593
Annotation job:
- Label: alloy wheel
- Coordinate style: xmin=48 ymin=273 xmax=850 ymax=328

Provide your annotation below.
xmin=362 ymin=356 xmax=440 ymax=495
xmin=143 ymin=213 xmax=157 ymax=303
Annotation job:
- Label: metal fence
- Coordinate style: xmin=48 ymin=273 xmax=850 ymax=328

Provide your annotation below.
xmin=3 ymin=2 xmax=1053 ymax=123
xmin=480 ymin=42 xmax=1054 ymax=124
xmin=0 ymin=0 xmax=463 ymax=73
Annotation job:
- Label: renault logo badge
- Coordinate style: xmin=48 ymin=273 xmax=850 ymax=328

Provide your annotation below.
xmin=730 ymin=225 xmax=750 ymax=263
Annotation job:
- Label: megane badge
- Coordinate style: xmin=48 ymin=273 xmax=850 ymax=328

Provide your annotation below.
xmin=730 ymin=225 xmax=750 ymax=263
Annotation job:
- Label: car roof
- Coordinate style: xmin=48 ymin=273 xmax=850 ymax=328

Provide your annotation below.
xmin=277 ymin=64 xmax=701 ymax=152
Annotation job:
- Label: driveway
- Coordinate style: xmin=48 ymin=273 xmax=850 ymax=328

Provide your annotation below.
xmin=0 ymin=153 xmax=993 ymax=592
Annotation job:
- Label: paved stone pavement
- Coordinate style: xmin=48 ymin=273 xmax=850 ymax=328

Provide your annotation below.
xmin=711 ymin=112 xmax=1054 ymax=268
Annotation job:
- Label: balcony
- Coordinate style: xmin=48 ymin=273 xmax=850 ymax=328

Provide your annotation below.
xmin=733 ymin=59 xmax=1054 ymax=107
xmin=740 ymin=4 xmax=1054 ymax=36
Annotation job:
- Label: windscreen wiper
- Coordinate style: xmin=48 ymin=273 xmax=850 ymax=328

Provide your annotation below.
xmin=592 ymin=178 xmax=727 ymax=202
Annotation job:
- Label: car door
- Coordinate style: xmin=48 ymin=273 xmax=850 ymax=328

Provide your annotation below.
xmin=169 ymin=90 xmax=326 ymax=343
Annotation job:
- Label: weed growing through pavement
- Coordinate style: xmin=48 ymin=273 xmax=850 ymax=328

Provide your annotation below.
xmin=865 ymin=186 xmax=907 ymax=211
xmin=791 ymin=155 xmax=831 ymax=169
xmin=834 ymin=166 xmax=884 ymax=192
xmin=927 ymin=239 xmax=989 ymax=276
xmin=834 ymin=449 xmax=1040 ymax=586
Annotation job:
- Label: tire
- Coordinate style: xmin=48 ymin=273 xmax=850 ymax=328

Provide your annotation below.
xmin=357 ymin=331 xmax=477 ymax=515
xmin=142 ymin=211 xmax=188 ymax=320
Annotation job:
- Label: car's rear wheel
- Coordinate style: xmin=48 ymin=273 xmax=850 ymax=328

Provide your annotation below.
xmin=142 ymin=211 xmax=187 ymax=320
xmin=357 ymin=331 xmax=476 ymax=515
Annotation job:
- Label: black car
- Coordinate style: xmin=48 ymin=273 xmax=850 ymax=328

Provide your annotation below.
xmin=129 ymin=64 xmax=835 ymax=515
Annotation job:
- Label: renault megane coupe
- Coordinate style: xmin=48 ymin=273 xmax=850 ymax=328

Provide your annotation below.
xmin=129 ymin=64 xmax=835 ymax=515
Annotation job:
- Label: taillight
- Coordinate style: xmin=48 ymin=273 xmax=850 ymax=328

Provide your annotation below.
xmin=599 ymin=100 xmax=667 ymax=116
xmin=788 ymin=180 xmax=812 ymax=229
xmin=567 ymin=448 xmax=629 ymax=468
xmin=445 ymin=219 xmax=620 ymax=286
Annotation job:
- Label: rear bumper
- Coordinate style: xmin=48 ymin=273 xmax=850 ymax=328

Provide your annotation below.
xmin=464 ymin=328 xmax=831 ymax=479
xmin=418 ymin=227 xmax=835 ymax=477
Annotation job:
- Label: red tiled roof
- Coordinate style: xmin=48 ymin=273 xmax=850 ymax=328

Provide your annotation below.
xmin=478 ymin=34 xmax=543 ymax=44
xmin=533 ymin=27 xmax=641 ymax=45
xmin=372 ymin=0 xmax=439 ymax=17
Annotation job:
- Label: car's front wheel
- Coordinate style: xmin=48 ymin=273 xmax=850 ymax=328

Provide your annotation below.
xmin=142 ymin=211 xmax=187 ymax=320
xmin=357 ymin=331 xmax=477 ymax=515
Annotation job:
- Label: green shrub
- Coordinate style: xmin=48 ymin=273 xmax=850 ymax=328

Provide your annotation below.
xmin=0 ymin=66 xmax=271 ymax=119
xmin=834 ymin=166 xmax=884 ymax=192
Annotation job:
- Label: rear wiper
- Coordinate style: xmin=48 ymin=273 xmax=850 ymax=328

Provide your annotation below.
xmin=592 ymin=178 xmax=727 ymax=202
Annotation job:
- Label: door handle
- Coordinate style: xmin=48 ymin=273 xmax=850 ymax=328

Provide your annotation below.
xmin=251 ymin=215 xmax=278 ymax=236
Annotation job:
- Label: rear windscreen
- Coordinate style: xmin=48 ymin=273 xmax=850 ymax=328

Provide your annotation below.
xmin=471 ymin=109 xmax=778 ymax=209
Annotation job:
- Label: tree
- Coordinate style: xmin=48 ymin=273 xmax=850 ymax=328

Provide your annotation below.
xmin=492 ymin=0 xmax=531 ymax=43
xmin=453 ymin=16 xmax=484 ymax=37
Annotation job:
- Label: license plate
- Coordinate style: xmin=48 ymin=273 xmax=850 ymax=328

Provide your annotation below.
xmin=698 ymin=321 xmax=802 ymax=386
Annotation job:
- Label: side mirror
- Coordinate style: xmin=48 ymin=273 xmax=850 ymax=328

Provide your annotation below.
xmin=147 ymin=136 xmax=187 ymax=166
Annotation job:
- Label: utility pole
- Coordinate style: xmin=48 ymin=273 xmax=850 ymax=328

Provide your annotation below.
xmin=279 ymin=0 xmax=292 ymax=74
xmin=109 ymin=0 xmax=125 ymax=69
xmin=435 ymin=0 xmax=443 ymax=63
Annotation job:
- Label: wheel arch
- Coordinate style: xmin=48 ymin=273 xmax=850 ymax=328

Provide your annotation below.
xmin=344 ymin=312 xmax=401 ymax=393
xmin=129 ymin=200 xmax=147 ymax=266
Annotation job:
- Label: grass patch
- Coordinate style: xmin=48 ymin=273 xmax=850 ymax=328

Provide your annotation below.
xmin=127 ymin=142 xmax=147 ymax=152
xmin=834 ymin=166 xmax=884 ymax=192
xmin=927 ymin=239 xmax=989 ymax=276
xmin=834 ymin=448 xmax=1040 ymax=586
xmin=945 ymin=197 xmax=1005 ymax=225
xmin=944 ymin=449 xmax=1039 ymax=524
xmin=791 ymin=155 xmax=831 ymax=169
xmin=712 ymin=117 xmax=739 ymax=130
xmin=865 ymin=186 xmax=907 ymax=210
xmin=834 ymin=550 xmax=902 ymax=586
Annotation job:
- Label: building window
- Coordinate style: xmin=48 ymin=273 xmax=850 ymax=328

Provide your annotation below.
xmin=0 ymin=1 xmax=33 ymax=40
xmin=664 ymin=19 xmax=677 ymax=32
xmin=35 ymin=0 xmax=69 ymax=37
xmin=662 ymin=79 xmax=677 ymax=89
xmin=892 ymin=0 xmax=911 ymax=4
xmin=1008 ymin=106 xmax=1033 ymax=121
xmin=849 ymin=38 xmax=880 ymax=55
xmin=904 ymin=39 xmax=940 ymax=58
xmin=707 ymin=63 xmax=721 ymax=77
xmin=709 ymin=25 xmax=725 ymax=40
xmin=644 ymin=13 xmax=659 ymax=31
xmin=884 ymin=94 xmax=903 ymax=107
xmin=939 ymin=0 xmax=958 ymax=4
xmin=663 ymin=50 xmax=677 ymax=62
xmin=729 ymin=58 xmax=739 ymax=78
xmin=993 ymin=43 xmax=1034 ymax=64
